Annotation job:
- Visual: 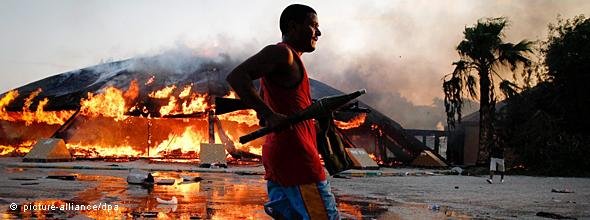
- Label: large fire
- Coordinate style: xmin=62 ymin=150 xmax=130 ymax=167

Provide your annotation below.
xmin=0 ymin=77 xmax=266 ymax=159
xmin=0 ymin=78 xmax=365 ymax=159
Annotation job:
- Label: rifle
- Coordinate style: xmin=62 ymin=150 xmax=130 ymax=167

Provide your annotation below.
xmin=215 ymin=89 xmax=366 ymax=144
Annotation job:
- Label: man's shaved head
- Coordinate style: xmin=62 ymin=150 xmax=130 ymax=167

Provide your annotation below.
xmin=279 ymin=4 xmax=316 ymax=35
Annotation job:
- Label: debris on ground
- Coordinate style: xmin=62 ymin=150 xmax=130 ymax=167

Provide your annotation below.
xmin=551 ymin=188 xmax=574 ymax=193
xmin=451 ymin=167 xmax=464 ymax=175
xmin=234 ymin=171 xmax=262 ymax=176
xmin=127 ymin=169 xmax=150 ymax=184
xmin=181 ymin=175 xmax=203 ymax=182
xmin=46 ymin=174 xmax=77 ymax=181
xmin=156 ymin=178 xmax=176 ymax=185
xmin=157 ymin=196 xmax=178 ymax=205
xmin=21 ymin=182 xmax=40 ymax=185
xmin=131 ymin=211 xmax=159 ymax=218
xmin=536 ymin=211 xmax=577 ymax=219
xmin=333 ymin=174 xmax=351 ymax=179
xmin=429 ymin=203 xmax=441 ymax=211
xmin=199 ymin=163 xmax=228 ymax=168
xmin=10 ymin=177 xmax=39 ymax=181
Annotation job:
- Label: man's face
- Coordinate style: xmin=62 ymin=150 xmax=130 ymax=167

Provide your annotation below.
xmin=292 ymin=13 xmax=321 ymax=52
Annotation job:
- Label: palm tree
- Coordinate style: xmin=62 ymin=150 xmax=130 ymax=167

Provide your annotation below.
xmin=443 ymin=17 xmax=533 ymax=164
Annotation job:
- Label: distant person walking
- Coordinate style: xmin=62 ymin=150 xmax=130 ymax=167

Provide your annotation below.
xmin=487 ymin=146 xmax=505 ymax=184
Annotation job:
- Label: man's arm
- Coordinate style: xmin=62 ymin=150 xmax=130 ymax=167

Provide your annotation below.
xmin=225 ymin=45 xmax=292 ymax=126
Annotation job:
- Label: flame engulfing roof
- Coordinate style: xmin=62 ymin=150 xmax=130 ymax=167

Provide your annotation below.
xmin=0 ymin=54 xmax=429 ymax=162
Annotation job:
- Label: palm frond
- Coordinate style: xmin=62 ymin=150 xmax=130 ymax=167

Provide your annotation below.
xmin=443 ymin=73 xmax=464 ymax=128
xmin=499 ymin=80 xmax=520 ymax=98
xmin=466 ymin=75 xmax=478 ymax=98
xmin=498 ymin=40 xmax=534 ymax=70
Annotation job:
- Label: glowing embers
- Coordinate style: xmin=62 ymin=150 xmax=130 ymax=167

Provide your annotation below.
xmin=334 ymin=113 xmax=367 ymax=130
xmin=67 ymin=143 xmax=143 ymax=158
xmin=0 ymin=141 xmax=34 ymax=156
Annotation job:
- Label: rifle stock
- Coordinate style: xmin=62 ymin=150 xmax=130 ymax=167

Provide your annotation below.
xmin=215 ymin=97 xmax=250 ymax=115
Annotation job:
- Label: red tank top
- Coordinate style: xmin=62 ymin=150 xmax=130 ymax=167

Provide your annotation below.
xmin=260 ymin=42 xmax=326 ymax=186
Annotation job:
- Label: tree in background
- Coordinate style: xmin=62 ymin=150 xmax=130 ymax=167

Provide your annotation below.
xmin=443 ymin=17 xmax=533 ymax=165
xmin=544 ymin=15 xmax=590 ymax=132
xmin=499 ymin=15 xmax=590 ymax=176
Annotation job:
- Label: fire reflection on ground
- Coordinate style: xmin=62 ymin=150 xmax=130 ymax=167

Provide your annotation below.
xmin=2 ymin=170 xmax=381 ymax=219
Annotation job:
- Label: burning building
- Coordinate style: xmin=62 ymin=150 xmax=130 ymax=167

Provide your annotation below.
xmin=0 ymin=54 xmax=436 ymax=165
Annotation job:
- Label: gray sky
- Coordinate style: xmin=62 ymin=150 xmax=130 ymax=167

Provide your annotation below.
xmin=1 ymin=0 xmax=588 ymax=128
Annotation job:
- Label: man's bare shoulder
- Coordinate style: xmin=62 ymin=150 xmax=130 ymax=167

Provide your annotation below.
xmin=258 ymin=44 xmax=293 ymax=66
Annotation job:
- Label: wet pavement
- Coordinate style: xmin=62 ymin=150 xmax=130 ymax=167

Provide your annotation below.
xmin=2 ymin=158 xmax=589 ymax=219
xmin=0 ymin=168 xmax=401 ymax=219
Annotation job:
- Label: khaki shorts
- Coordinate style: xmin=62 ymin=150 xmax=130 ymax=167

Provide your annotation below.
xmin=490 ymin=157 xmax=505 ymax=172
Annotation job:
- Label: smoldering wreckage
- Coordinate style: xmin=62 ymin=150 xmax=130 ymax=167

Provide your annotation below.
xmin=0 ymin=55 xmax=447 ymax=216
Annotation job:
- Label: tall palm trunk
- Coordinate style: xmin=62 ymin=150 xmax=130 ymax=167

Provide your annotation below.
xmin=478 ymin=69 xmax=494 ymax=165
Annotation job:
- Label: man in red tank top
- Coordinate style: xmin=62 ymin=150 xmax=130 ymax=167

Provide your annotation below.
xmin=226 ymin=4 xmax=339 ymax=220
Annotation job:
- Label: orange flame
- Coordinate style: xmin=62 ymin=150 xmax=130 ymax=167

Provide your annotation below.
xmin=149 ymin=85 xmax=176 ymax=99
xmin=180 ymin=95 xmax=208 ymax=114
xmin=0 ymin=145 xmax=14 ymax=155
xmin=0 ymin=90 xmax=19 ymax=121
xmin=159 ymin=96 xmax=177 ymax=116
xmin=216 ymin=91 xmax=259 ymax=126
xmin=0 ymin=141 xmax=35 ymax=156
xmin=80 ymin=87 xmax=128 ymax=121
xmin=217 ymin=110 xmax=259 ymax=127
xmin=0 ymin=89 xmax=74 ymax=125
xmin=179 ymin=84 xmax=192 ymax=98
xmin=21 ymin=88 xmax=43 ymax=125
xmin=1 ymin=85 xmax=268 ymax=159
xmin=151 ymin=126 xmax=213 ymax=156
xmin=368 ymin=153 xmax=377 ymax=161
xmin=123 ymin=80 xmax=139 ymax=102
xmin=334 ymin=113 xmax=367 ymax=130
xmin=34 ymin=98 xmax=75 ymax=125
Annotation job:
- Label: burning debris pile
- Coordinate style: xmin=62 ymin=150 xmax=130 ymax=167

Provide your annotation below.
xmin=0 ymin=54 xmax=430 ymax=164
